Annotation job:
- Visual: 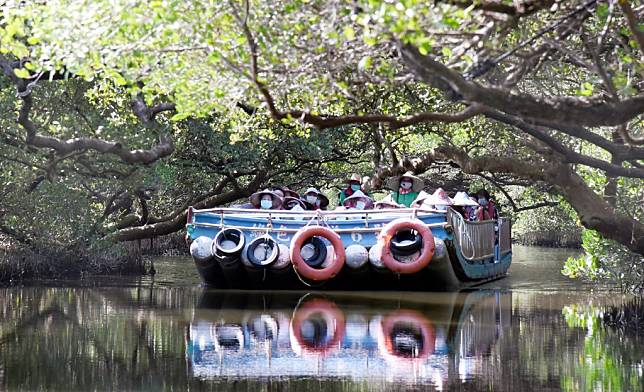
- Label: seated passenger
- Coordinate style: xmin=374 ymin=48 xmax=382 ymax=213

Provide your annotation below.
xmin=283 ymin=196 xmax=306 ymax=210
xmin=374 ymin=194 xmax=405 ymax=209
xmin=475 ymin=189 xmax=498 ymax=221
xmin=301 ymin=187 xmax=329 ymax=210
xmin=414 ymin=188 xmax=453 ymax=211
xmin=279 ymin=186 xmax=300 ymax=199
xmin=342 ymin=190 xmax=374 ymax=210
xmin=386 ymin=171 xmax=423 ymax=207
xmin=249 ymin=189 xmax=283 ymax=210
xmin=410 ymin=190 xmax=429 ymax=208
xmin=452 ymin=191 xmax=479 ymax=221
xmin=338 ymin=173 xmax=366 ymax=206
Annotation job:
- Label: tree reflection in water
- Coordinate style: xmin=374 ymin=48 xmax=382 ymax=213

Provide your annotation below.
xmin=0 ymin=286 xmax=641 ymax=391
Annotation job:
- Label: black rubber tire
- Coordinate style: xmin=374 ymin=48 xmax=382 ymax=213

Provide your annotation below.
xmin=390 ymin=229 xmax=422 ymax=257
xmin=302 ymin=237 xmax=327 ymax=268
xmin=213 ymin=228 xmax=245 ymax=256
xmin=246 ymin=236 xmax=280 ymax=267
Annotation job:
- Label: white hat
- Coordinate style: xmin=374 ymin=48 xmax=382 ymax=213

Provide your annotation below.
xmin=343 ymin=190 xmax=373 ymax=208
xmin=420 ymin=188 xmax=454 ymax=206
xmin=452 ymin=191 xmax=479 ymax=206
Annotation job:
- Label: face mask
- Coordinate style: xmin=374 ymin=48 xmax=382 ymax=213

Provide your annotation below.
xmin=436 ymin=204 xmax=447 ymax=211
xmin=350 ymin=184 xmax=360 ymax=192
xmin=306 ymin=195 xmax=317 ymax=204
xmin=478 ymin=198 xmax=488 ymax=206
xmin=400 ymin=181 xmax=412 ymax=190
xmin=260 ymin=199 xmax=272 ymax=209
xmin=356 ymin=201 xmax=366 ymax=210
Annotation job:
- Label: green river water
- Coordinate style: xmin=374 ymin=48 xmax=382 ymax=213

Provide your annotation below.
xmin=0 ymin=245 xmax=642 ymax=391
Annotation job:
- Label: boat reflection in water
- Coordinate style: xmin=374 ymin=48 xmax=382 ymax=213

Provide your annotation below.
xmin=187 ymin=290 xmax=511 ymax=388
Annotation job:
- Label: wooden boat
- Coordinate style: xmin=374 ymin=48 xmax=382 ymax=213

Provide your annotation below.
xmin=186 ymin=290 xmax=512 ymax=385
xmin=185 ymin=207 xmax=512 ymax=290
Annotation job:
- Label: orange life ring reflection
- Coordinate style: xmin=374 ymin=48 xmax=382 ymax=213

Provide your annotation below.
xmin=289 ymin=298 xmax=346 ymax=356
xmin=378 ymin=309 xmax=436 ymax=361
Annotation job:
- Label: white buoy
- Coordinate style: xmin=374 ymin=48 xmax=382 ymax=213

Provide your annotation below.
xmin=190 ymin=236 xmax=213 ymax=260
xmin=271 ymin=244 xmax=291 ymax=270
xmin=345 ymin=244 xmax=369 ymax=269
xmin=368 ymin=244 xmax=386 ymax=270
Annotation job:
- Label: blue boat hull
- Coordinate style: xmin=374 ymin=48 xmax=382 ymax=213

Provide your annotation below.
xmin=186 ymin=209 xmax=511 ymax=290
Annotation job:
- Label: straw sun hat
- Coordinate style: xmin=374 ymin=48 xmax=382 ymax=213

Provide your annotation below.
xmin=386 ymin=171 xmax=424 ymax=193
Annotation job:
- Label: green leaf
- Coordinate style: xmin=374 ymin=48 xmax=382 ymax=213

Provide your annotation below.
xmin=343 ymin=26 xmax=356 ymax=41
xmin=13 ymin=68 xmax=30 ymax=79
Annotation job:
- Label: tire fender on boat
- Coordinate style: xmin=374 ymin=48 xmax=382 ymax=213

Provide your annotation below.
xmin=246 ymin=235 xmax=280 ymax=267
xmin=213 ymin=228 xmax=245 ymax=256
xmin=290 ymin=226 xmax=346 ymax=281
xmin=378 ymin=218 xmax=435 ymax=274
xmin=289 ymin=298 xmax=346 ymax=355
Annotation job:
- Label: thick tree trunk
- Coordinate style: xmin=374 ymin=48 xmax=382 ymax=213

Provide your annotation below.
xmin=109 ymin=174 xmax=265 ymax=242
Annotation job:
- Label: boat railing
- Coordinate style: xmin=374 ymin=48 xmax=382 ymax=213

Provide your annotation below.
xmin=448 ymin=210 xmax=498 ymax=261
xmin=188 ymin=207 xmax=449 ymax=233
xmin=192 ymin=207 xmax=447 ymax=218
xmin=499 ymin=217 xmax=512 ymax=255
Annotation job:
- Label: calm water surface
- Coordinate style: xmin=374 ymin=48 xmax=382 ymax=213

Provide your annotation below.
xmin=0 ymin=246 xmax=642 ymax=391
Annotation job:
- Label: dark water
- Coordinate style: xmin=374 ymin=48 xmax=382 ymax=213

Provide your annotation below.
xmin=0 ymin=246 xmax=642 ymax=391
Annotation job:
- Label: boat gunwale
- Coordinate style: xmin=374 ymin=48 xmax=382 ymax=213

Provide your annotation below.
xmin=189 ymin=221 xmax=449 ymax=234
xmin=190 ymin=207 xmax=448 ymax=217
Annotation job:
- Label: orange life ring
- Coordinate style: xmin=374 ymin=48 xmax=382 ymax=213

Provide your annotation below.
xmin=380 ymin=309 xmax=435 ymax=360
xmin=290 ymin=226 xmax=346 ymax=281
xmin=289 ymin=298 xmax=346 ymax=355
xmin=379 ymin=218 xmax=435 ymax=274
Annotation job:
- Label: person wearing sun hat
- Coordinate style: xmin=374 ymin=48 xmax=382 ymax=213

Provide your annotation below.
xmin=338 ymin=173 xmax=367 ymax=206
xmin=301 ymin=187 xmax=330 ymax=210
xmin=385 ymin=171 xmax=424 ymax=208
xmin=452 ymin=191 xmax=479 ymax=220
xmin=342 ymin=190 xmax=374 ymax=210
xmin=374 ymin=194 xmax=405 ymax=209
xmin=415 ymin=188 xmax=453 ymax=210
xmin=279 ymin=186 xmax=300 ymax=200
xmin=249 ymin=189 xmax=283 ymax=210
xmin=475 ymin=189 xmax=498 ymax=221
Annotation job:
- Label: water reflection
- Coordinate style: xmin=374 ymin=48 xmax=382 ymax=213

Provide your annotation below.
xmin=187 ymin=290 xmax=511 ymax=388
xmin=0 ymin=285 xmax=641 ymax=391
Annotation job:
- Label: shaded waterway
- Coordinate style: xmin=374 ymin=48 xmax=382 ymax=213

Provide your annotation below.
xmin=0 ymin=245 xmax=642 ymax=391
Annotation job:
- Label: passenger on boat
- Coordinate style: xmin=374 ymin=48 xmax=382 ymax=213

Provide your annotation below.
xmin=249 ymin=189 xmax=283 ymax=210
xmin=283 ymin=196 xmax=306 ymax=210
xmin=374 ymin=194 xmax=405 ymax=209
xmin=279 ymin=186 xmax=300 ymax=199
xmin=475 ymin=189 xmax=498 ymax=221
xmin=301 ymin=187 xmax=329 ymax=210
xmin=386 ymin=171 xmax=423 ymax=207
xmin=337 ymin=173 xmax=366 ymax=206
xmin=452 ymin=191 xmax=479 ymax=220
xmin=342 ymin=190 xmax=374 ymax=210
xmin=413 ymin=188 xmax=453 ymax=211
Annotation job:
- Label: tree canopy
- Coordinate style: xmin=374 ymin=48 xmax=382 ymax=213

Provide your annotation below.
xmin=0 ymin=0 xmax=642 ymax=256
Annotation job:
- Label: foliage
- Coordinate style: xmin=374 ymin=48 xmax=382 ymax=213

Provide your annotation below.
xmin=0 ymin=0 xmax=642 ymax=285
xmin=563 ymin=230 xmax=644 ymax=292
